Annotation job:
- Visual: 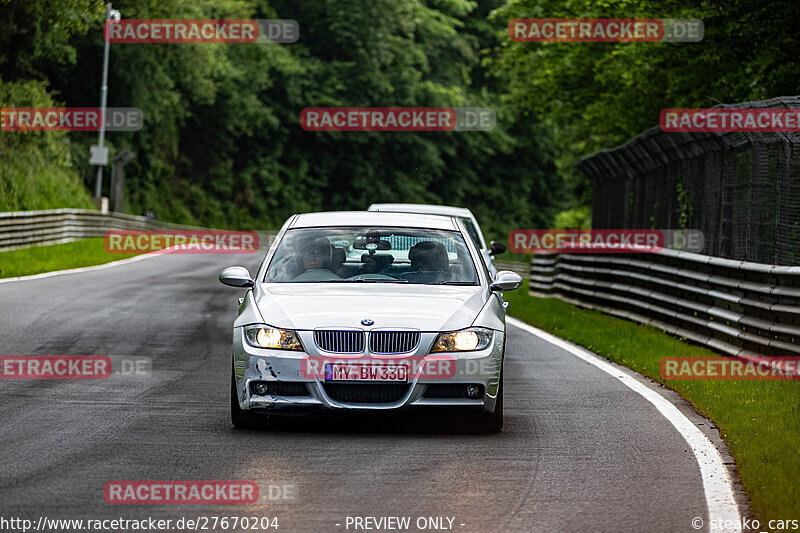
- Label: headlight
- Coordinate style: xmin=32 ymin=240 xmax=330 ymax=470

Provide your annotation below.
xmin=244 ymin=325 xmax=304 ymax=351
xmin=431 ymin=327 xmax=493 ymax=352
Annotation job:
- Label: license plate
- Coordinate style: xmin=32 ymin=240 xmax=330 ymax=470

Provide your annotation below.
xmin=324 ymin=363 xmax=408 ymax=382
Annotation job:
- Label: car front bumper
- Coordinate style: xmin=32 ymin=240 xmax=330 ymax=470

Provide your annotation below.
xmin=232 ymin=328 xmax=504 ymax=416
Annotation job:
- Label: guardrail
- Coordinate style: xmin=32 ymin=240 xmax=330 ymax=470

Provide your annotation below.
xmin=0 ymin=209 xmax=275 ymax=252
xmin=528 ymin=250 xmax=800 ymax=360
xmin=494 ymin=260 xmax=530 ymax=277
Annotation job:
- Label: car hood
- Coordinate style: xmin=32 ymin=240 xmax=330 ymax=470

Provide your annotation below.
xmin=255 ymin=283 xmax=487 ymax=331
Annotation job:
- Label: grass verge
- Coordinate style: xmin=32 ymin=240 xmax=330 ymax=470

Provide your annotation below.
xmin=0 ymin=238 xmax=144 ymax=279
xmin=505 ymin=280 xmax=800 ymax=520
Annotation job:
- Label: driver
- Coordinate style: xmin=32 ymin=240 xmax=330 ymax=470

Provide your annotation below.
xmin=297 ymin=236 xmax=333 ymax=272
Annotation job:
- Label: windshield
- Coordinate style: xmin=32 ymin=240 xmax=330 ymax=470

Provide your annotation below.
xmin=264 ymin=227 xmax=479 ymax=285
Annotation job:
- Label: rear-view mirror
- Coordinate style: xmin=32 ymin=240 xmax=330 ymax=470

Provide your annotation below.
xmin=353 ymin=238 xmax=392 ymax=250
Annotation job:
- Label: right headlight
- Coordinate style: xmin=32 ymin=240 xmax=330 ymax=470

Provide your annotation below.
xmin=244 ymin=325 xmax=304 ymax=351
xmin=431 ymin=327 xmax=493 ymax=352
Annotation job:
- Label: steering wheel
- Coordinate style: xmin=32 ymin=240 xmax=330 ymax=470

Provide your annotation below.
xmin=346 ymin=273 xmax=396 ymax=281
xmin=291 ymin=269 xmax=340 ymax=282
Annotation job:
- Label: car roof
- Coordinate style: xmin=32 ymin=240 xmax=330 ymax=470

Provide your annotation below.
xmin=289 ymin=211 xmax=459 ymax=230
xmin=367 ymin=203 xmax=474 ymax=218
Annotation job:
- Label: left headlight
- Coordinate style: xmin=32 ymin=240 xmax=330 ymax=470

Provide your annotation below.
xmin=431 ymin=327 xmax=493 ymax=352
xmin=244 ymin=325 xmax=304 ymax=351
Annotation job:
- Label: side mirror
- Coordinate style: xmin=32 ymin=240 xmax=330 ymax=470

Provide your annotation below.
xmin=490 ymin=270 xmax=522 ymax=292
xmin=489 ymin=241 xmax=506 ymax=256
xmin=219 ymin=266 xmax=254 ymax=288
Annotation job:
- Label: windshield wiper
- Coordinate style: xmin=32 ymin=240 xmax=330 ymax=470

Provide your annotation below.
xmin=336 ymin=278 xmax=409 ymax=283
xmin=433 ymin=281 xmax=478 ymax=285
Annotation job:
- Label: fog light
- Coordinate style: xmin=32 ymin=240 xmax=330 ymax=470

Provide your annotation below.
xmin=466 ymin=384 xmax=481 ymax=399
xmin=252 ymin=381 xmax=270 ymax=396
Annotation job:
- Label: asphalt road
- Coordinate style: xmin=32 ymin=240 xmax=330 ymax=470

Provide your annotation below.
xmin=0 ymin=251 xmax=744 ymax=532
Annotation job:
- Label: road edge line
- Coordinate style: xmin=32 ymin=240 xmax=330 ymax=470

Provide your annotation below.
xmin=507 ymin=316 xmax=741 ymax=533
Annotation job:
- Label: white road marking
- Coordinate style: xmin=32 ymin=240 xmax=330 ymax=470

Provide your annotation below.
xmin=0 ymin=252 xmax=162 ymax=284
xmin=507 ymin=316 xmax=741 ymax=533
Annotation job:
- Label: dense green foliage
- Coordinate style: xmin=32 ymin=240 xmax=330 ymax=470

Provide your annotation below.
xmin=0 ymin=0 xmax=98 ymax=210
xmin=0 ymin=0 xmax=560 ymax=239
xmin=553 ymin=205 xmax=590 ymax=229
xmin=3 ymin=0 xmax=799 ymax=236
xmin=490 ymin=0 xmax=800 ymax=205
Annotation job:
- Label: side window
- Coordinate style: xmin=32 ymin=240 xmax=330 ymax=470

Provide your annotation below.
xmin=460 ymin=217 xmax=483 ymax=251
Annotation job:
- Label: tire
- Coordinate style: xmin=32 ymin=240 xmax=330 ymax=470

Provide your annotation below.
xmin=475 ymin=371 xmax=503 ymax=433
xmin=230 ymin=366 xmax=267 ymax=429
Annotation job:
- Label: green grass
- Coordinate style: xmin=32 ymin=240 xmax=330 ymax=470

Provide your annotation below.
xmin=505 ymin=281 xmax=800 ymax=520
xmin=0 ymin=238 xmax=144 ymax=279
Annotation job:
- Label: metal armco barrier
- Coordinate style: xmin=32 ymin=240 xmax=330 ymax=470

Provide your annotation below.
xmin=494 ymin=260 xmax=531 ymax=277
xmin=0 ymin=208 xmax=275 ymax=252
xmin=578 ymin=96 xmax=800 ymax=265
xmin=529 ymin=250 xmax=800 ymax=359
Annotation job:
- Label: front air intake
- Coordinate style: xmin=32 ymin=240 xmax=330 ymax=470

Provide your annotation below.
xmin=369 ymin=331 xmax=421 ymax=354
xmin=314 ymin=330 xmax=365 ymax=353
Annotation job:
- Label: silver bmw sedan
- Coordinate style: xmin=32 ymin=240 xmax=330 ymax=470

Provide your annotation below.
xmin=219 ymin=211 xmax=522 ymax=431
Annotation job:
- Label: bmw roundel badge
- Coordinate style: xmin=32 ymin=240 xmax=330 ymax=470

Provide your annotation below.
xmin=361 ymin=319 xmax=374 ymax=326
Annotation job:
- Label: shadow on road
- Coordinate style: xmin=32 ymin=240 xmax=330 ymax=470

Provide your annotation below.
xmin=229 ymin=413 xmax=507 ymax=437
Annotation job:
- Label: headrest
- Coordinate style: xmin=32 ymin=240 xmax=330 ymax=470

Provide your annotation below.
xmin=331 ymin=246 xmax=346 ymax=265
xmin=408 ymin=241 xmax=449 ymax=271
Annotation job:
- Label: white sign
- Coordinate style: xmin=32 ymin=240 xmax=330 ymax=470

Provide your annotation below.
xmin=90 ymin=145 xmax=109 ymax=166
